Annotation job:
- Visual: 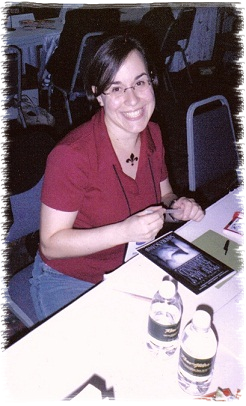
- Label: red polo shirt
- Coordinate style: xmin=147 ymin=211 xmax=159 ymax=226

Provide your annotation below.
xmin=40 ymin=109 xmax=168 ymax=283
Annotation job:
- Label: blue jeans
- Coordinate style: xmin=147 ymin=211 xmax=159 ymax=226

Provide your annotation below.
xmin=30 ymin=253 xmax=95 ymax=321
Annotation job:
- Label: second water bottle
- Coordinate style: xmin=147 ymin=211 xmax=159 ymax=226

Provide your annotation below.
xmin=147 ymin=279 xmax=183 ymax=357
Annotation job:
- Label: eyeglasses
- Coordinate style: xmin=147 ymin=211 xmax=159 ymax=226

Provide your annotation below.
xmin=103 ymin=78 xmax=153 ymax=99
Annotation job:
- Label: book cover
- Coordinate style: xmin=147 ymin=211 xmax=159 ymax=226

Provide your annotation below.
xmin=137 ymin=232 xmax=235 ymax=295
xmin=223 ymin=211 xmax=243 ymax=244
xmin=192 ymin=230 xmax=242 ymax=272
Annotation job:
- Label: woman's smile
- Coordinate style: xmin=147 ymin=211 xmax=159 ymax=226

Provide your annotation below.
xmin=122 ymin=108 xmax=144 ymax=120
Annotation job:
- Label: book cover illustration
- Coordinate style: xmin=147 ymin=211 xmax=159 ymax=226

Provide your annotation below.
xmin=137 ymin=232 xmax=235 ymax=294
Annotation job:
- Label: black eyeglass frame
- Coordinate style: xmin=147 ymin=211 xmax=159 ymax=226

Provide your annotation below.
xmin=102 ymin=78 xmax=153 ymax=97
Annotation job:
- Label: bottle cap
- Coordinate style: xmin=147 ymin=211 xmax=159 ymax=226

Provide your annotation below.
xmin=192 ymin=310 xmax=211 ymax=331
xmin=159 ymin=280 xmax=176 ymax=299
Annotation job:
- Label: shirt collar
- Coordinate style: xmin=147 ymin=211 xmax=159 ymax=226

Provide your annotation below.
xmin=93 ymin=108 xmax=157 ymax=170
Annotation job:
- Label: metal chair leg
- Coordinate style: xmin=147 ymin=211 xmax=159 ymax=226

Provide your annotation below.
xmin=163 ymin=53 xmax=178 ymax=103
xmin=181 ymin=49 xmax=193 ymax=84
xmin=47 ymin=83 xmax=54 ymax=112
xmin=63 ymin=94 xmax=73 ymax=126
xmin=163 ymin=67 xmax=178 ymax=104
xmin=18 ymin=106 xmax=27 ymax=128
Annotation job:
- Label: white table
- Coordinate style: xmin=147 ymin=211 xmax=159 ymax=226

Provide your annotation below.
xmin=4 ymin=19 xmax=63 ymax=74
xmin=1 ymin=187 xmax=245 ymax=401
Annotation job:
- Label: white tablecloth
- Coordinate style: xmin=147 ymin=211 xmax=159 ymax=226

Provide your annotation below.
xmin=4 ymin=19 xmax=63 ymax=74
xmin=37 ymin=32 xmax=60 ymax=83
xmin=1 ymin=187 xmax=244 ymax=401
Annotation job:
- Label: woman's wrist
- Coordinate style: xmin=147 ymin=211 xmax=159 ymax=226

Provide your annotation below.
xmin=162 ymin=194 xmax=178 ymax=209
xmin=168 ymin=198 xmax=178 ymax=209
xmin=166 ymin=197 xmax=180 ymax=222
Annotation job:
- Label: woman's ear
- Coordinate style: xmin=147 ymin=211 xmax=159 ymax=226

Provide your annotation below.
xmin=97 ymin=95 xmax=104 ymax=107
xmin=92 ymin=86 xmax=104 ymax=107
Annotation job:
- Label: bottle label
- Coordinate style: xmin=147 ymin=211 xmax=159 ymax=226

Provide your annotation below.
xmin=148 ymin=317 xmax=181 ymax=342
xmin=179 ymin=348 xmax=215 ymax=377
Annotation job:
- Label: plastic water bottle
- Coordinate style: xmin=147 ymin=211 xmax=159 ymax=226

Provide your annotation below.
xmin=178 ymin=310 xmax=218 ymax=396
xmin=147 ymin=280 xmax=183 ymax=357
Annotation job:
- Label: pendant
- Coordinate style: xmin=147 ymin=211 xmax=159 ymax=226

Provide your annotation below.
xmin=126 ymin=153 xmax=138 ymax=166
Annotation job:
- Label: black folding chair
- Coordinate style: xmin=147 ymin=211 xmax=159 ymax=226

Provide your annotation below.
xmin=48 ymin=31 xmax=104 ymax=126
xmin=186 ymin=95 xmax=239 ymax=198
xmin=6 ymin=178 xmax=44 ymax=328
xmin=161 ymin=7 xmax=196 ymax=100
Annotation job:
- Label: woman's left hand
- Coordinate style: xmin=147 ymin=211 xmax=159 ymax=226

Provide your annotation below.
xmin=169 ymin=197 xmax=205 ymax=222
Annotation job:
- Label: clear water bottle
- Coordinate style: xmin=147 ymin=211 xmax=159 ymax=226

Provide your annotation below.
xmin=178 ymin=310 xmax=218 ymax=396
xmin=147 ymin=280 xmax=183 ymax=357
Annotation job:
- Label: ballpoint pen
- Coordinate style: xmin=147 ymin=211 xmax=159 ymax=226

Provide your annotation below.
xmin=223 ymin=239 xmax=230 ymax=255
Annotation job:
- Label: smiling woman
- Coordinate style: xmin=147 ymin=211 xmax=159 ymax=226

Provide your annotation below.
xmin=29 ymin=34 xmax=204 ymax=322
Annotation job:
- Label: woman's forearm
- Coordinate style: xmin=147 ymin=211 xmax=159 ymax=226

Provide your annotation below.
xmin=40 ymin=222 xmax=126 ymax=260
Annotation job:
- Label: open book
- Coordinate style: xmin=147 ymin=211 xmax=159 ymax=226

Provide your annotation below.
xmin=137 ymin=231 xmax=236 ymax=294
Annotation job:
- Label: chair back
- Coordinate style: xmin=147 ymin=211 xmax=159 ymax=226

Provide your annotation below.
xmin=48 ymin=30 xmax=106 ymax=126
xmin=70 ymin=31 xmax=105 ymax=93
xmin=161 ymin=7 xmax=196 ymax=57
xmin=5 ymin=45 xmax=27 ymax=127
xmin=6 ymin=175 xmax=44 ymax=329
xmin=0 ymin=177 xmax=43 ymax=291
xmin=5 ymin=46 xmax=21 ymax=98
xmin=186 ymin=95 xmax=239 ymax=192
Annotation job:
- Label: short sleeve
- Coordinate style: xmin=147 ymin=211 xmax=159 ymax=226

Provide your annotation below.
xmin=41 ymin=144 xmax=89 ymax=212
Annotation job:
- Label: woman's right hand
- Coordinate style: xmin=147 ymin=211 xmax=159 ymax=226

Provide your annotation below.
xmin=40 ymin=203 xmax=164 ymax=260
xmin=121 ymin=206 xmax=165 ymax=243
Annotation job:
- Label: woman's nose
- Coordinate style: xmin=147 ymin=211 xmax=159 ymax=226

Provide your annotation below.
xmin=124 ymin=88 xmax=139 ymax=105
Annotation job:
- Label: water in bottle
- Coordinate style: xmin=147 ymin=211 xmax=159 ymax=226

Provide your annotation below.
xmin=147 ymin=280 xmax=183 ymax=358
xmin=178 ymin=310 xmax=218 ymax=396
